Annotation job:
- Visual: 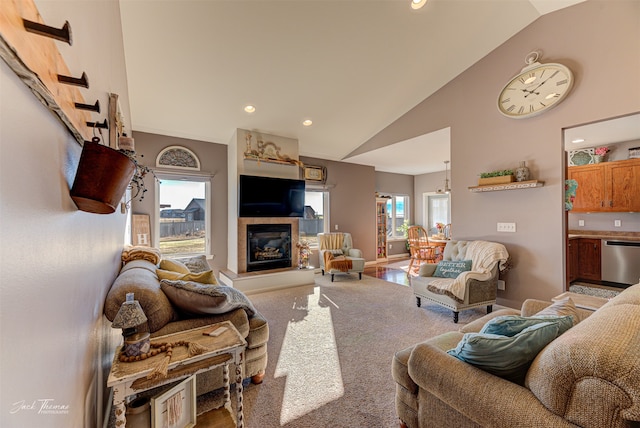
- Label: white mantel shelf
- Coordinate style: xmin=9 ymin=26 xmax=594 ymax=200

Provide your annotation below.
xmin=468 ymin=180 xmax=545 ymax=192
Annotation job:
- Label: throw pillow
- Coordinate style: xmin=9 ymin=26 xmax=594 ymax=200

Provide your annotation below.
xmin=156 ymin=269 xmax=217 ymax=285
xmin=534 ymin=297 xmax=579 ymax=325
xmin=447 ymin=321 xmax=561 ymax=384
xmin=327 ymin=249 xmax=344 ymax=257
xmin=160 ymin=280 xmax=256 ymax=317
xmin=177 ymin=255 xmax=210 ymax=273
xmin=433 ymin=260 xmax=472 ymax=278
xmin=159 ymin=258 xmax=190 ymax=274
xmin=480 ymin=315 xmax=574 ymax=337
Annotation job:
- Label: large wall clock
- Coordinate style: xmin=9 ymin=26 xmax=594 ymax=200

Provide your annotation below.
xmin=497 ymin=52 xmax=574 ymax=119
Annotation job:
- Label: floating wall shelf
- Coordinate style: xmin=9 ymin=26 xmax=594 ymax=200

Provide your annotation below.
xmin=468 ymin=179 xmax=545 ymax=193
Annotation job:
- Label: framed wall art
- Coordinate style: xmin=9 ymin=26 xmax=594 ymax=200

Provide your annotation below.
xmin=568 ymin=148 xmax=594 ymax=166
xmin=303 ymin=165 xmax=326 ymax=182
xmin=151 ymin=375 xmax=196 ymax=428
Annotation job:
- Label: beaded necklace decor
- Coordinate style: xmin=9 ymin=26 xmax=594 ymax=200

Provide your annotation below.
xmin=119 ymin=340 xmax=210 ymax=380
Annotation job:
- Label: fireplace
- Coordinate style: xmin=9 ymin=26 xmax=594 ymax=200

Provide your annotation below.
xmin=246 ymin=224 xmax=292 ymax=272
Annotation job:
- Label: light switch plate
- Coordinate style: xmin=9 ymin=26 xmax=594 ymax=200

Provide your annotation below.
xmin=578 ymin=220 xmax=585 ymax=227
xmin=497 ymin=222 xmax=516 ymax=232
xmin=614 ymin=220 xmax=621 ymax=227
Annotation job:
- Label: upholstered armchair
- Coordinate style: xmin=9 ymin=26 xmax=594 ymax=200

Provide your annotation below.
xmin=318 ymin=232 xmax=365 ymax=281
xmin=410 ymin=240 xmax=509 ymax=322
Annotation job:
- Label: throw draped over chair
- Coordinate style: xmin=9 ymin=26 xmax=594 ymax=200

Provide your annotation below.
xmin=318 ymin=232 xmax=365 ymax=282
xmin=407 ymin=226 xmax=437 ymax=277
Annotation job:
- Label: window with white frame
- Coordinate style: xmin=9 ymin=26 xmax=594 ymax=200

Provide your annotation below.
xmin=156 ymin=174 xmax=211 ymax=258
xmin=299 ymin=190 xmax=329 ymax=248
xmin=426 ymin=194 xmax=450 ymax=236
xmin=386 ymin=195 xmax=409 ymax=239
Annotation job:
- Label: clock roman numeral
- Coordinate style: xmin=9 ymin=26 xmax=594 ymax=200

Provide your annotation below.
xmin=518 ymin=106 xmax=525 ymax=114
xmin=529 ymin=105 xmax=534 ymax=112
xmin=501 ymin=98 xmax=511 ymax=104
xmin=556 ymin=79 xmax=568 ymax=85
xmin=507 ymin=105 xmax=516 ymax=112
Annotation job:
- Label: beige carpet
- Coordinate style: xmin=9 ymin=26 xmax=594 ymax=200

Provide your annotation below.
xmin=216 ymin=272 xmax=496 ymax=427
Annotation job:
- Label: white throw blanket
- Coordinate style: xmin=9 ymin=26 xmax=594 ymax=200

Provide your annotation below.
xmin=426 ymin=241 xmax=510 ymax=302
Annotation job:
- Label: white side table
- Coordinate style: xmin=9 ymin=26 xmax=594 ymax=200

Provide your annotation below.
xmin=107 ymin=321 xmax=246 ymax=427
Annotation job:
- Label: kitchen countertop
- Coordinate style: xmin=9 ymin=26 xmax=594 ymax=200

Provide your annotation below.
xmin=568 ymin=230 xmax=640 ymax=241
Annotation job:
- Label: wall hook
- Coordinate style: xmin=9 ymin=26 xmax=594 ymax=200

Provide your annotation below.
xmin=86 ymin=119 xmax=108 ymax=130
xmin=75 ymin=100 xmax=100 ymax=113
xmin=58 ymin=71 xmax=88 ymax=88
xmin=22 ymin=19 xmax=72 ymax=45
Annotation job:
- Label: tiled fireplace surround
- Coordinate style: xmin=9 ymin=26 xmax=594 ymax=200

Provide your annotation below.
xmin=237 ymin=217 xmax=300 ymax=274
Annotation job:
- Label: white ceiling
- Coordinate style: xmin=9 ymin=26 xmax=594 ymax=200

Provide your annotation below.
xmin=564 ymin=113 xmax=640 ymax=151
xmin=120 ymin=0 xmax=585 ymax=176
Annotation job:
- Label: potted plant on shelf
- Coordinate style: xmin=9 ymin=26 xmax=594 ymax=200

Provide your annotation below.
xmin=478 ymin=169 xmax=515 ymax=186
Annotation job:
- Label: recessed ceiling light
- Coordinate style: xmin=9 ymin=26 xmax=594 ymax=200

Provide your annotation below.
xmin=302 ymin=119 xmax=313 ymax=127
xmin=411 ymin=0 xmax=427 ymax=10
xmin=244 ymin=105 xmax=256 ymax=113
xmin=572 ymin=138 xmax=585 ymax=144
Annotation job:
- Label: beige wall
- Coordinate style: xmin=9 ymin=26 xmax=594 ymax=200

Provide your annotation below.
xmin=0 ymin=1 xmax=130 ymax=427
xmin=356 ymin=0 xmax=640 ymax=307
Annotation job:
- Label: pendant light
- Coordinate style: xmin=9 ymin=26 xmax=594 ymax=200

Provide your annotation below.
xmin=436 ymin=160 xmax=451 ymax=194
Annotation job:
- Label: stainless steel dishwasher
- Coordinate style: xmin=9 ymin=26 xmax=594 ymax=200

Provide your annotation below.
xmin=601 ymin=240 xmax=640 ymax=285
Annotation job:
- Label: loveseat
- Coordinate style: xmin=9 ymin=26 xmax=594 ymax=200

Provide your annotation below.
xmin=411 ymin=240 xmax=510 ymax=323
xmin=392 ymin=283 xmax=640 ymax=428
xmin=104 ymin=253 xmax=269 ymax=396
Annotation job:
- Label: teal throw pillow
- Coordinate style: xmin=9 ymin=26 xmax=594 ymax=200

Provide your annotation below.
xmin=433 ymin=260 xmax=472 ymax=278
xmin=480 ymin=315 xmax=574 ymax=337
xmin=447 ymin=321 xmax=561 ymax=384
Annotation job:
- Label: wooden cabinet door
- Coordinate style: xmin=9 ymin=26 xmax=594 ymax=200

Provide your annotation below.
xmin=576 ymin=238 xmax=601 ymax=281
xmin=567 ymin=239 xmax=579 ymax=283
xmin=568 ymin=165 xmax=606 ymax=212
xmin=606 ymin=159 xmax=640 ymax=211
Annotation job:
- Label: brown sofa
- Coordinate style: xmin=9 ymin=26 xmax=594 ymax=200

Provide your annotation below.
xmin=393 ymin=283 xmax=640 ymax=428
xmin=104 ymin=257 xmax=268 ymax=395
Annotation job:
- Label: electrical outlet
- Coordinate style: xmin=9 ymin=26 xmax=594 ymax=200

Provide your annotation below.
xmin=578 ymin=220 xmax=585 ymax=227
xmin=614 ymin=220 xmax=621 ymax=227
xmin=497 ymin=280 xmax=506 ymax=290
xmin=335 ymin=224 xmax=339 ymax=230
xmin=497 ymin=222 xmax=516 ymax=232
xmin=389 ymin=243 xmax=393 ymax=249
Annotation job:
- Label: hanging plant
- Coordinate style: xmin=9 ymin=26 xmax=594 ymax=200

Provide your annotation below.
xmin=118 ymin=149 xmax=158 ymax=204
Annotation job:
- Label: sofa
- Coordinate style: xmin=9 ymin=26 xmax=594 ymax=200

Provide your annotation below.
xmin=104 ymin=253 xmax=269 ymax=395
xmin=392 ymin=283 xmax=640 ymax=428
xmin=411 ymin=240 xmax=510 ymax=323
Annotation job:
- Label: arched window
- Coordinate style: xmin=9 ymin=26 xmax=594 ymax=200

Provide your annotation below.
xmin=156 ymin=146 xmax=200 ymax=170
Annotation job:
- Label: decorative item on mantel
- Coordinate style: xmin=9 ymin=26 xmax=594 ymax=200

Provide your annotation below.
xmin=244 ymin=132 xmax=303 ymax=166
xmin=593 ymin=146 xmax=610 ymax=163
xmin=515 ymin=161 xmax=530 ymax=182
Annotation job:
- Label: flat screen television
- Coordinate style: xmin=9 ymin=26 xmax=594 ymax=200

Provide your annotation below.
xmin=239 ymin=175 xmax=305 ymax=217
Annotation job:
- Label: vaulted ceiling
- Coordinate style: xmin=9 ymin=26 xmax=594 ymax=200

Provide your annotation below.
xmin=120 ymin=0 xmax=585 ymax=175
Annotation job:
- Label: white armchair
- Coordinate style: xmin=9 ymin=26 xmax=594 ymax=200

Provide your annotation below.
xmin=410 ymin=240 xmax=510 ymax=322
xmin=318 ymin=232 xmax=365 ymax=282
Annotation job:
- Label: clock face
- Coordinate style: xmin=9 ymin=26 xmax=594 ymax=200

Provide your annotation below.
xmin=498 ymin=63 xmax=573 ymax=119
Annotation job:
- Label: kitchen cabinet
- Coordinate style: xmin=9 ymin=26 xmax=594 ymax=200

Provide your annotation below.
xmin=568 ymin=158 xmax=640 ymax=212
xmin=576 ymin=238 xmax=601 ymax=282
xmin=567 ymin=239 xmax=579 ymax=284
xmin=376 ymin=198 xmax=388 ymax=262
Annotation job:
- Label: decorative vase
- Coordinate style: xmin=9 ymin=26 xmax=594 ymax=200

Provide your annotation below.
xmin=515 ymin=161 xmax=530 ymax=182
xmin=593 ymin=154 xmax=604 ymax=163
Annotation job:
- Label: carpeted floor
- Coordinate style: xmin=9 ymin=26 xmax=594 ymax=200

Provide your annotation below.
xmin=204 ymin=272 xmax=497 ymax=427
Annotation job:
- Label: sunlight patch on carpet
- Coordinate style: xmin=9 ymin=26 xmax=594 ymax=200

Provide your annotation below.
xmin=274 ymin=286 xmax=344 ymax=424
